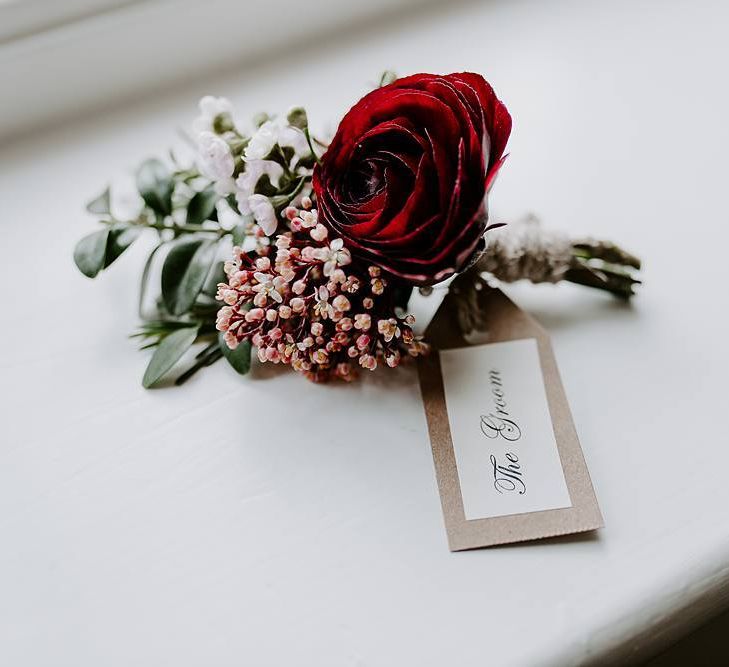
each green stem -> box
[565,248,641,299]
[100,216,228,237]
[304,127,322,167]
[149,221,228,236]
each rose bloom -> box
[313,72,511,285]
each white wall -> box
[0,0,437,144]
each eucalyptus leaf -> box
[105,225,141,268]
[186,188,219,225]
[142,325,200,388]
[86,187,111,214]
[218,333,251,375]
[162,239,201,311]
[74,228,110,278]
[161,238,218,315]
[136,158,173,215]
[202,260,227,297]
[138,243,164,319]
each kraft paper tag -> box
[418,285,603,551]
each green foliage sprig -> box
[74,157,255,388]
[74,96,319,388]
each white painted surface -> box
[1,0,728,665]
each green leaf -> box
[138,243,164,319]
[74,228,110,278]
[202,260,226,297]
[226,193,241,215]
[86,186,111,214]
[136,158,173,215]
[231,218,252,246]
[105,225,141,268]
[142,325,200,388]
[218,333,251,375]
[186,187,219,225]
[161,238,218,315]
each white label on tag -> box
[439,338,572,520]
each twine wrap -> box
[476,216,573,284]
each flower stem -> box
[473,218,641,299]
[304,128,322,167]
[566,241,641,299]
[100,216,228,237]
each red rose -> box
[313,72,511,286]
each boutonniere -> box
[74,71,640,387]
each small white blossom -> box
[332,294,351,312]
[213,177,237,196]
[310,224,328,242]
[319,238,352,276]
[248,194,277,236]
[300,210,318,228]
[235,160,283,214]
[197,131,235,181]
[252,272,286,304]
[313,286,335,320]
[278,126,310,160]
[245,115,310,163]
[245,120,278,160]
[193,96,233,134]
[377,318,400,342]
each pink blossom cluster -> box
[215,202,428,381]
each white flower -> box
[245,115,310,163]
[247,194,277,236]
[310,224,328,242]
[319,238,352,276]
[278,127,309,160]
[213,177,237,196]
[313,286,335,320]
[377,318,400,342]
[234,160,283,213]
[332,294,351,312]
[245,120,278,160]
[252,272,286,303]
[300,209,318,228]
[237,159,283,192]
[193,95,233,134]
[197,131,234,181]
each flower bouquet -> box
[74,72,640,387]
